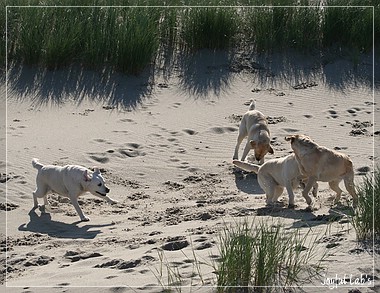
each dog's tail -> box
[233,160,260,174]
[32,158,43,170]
[248,99,256,111]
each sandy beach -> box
[1,50,379,292]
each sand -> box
[1,50,379,292]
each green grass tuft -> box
[181,7,238,52]
[216,218,324,292]
[351,166,380,242]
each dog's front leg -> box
[240,142,251,161]
[70,196,90,221]
[302,177,316,207]
[105,196,118,204]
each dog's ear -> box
[249,140,256,148]
[284,135,295,142]
[93,167,101,175]
[83,170,92,182]
[268,145,274,154]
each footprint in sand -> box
[112,130,129,134]
[282,128,299,133]
[333,146,348,150]
[95,256,155,270]
[169,157,180,162]
[161,239,189,251]
[327,109,339,119]
[177,162,190,170]
[88,153,110,164]
[93,138,108,143]
[193,236,214,250]
[64,251,103,262]
[57,283,70,286]
[183,129,198,135]
[103,143,146,159]
[356,166,370,175]
[117,143,145,158]
[210,126,237,134]
[347,107,363,116]
[118,118,136,124]
[169,131,183,137]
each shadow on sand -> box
[18,208,114,239]
[233,168,264,195]
[7,64,154,110]
[255,202,354,229]
[6,49,376,110]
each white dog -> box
[233,153,318,208]
[233,100,273,163]
[32,158,118,221]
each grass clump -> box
[216,218,323,292]
[351,166,380,242]
[180,7,238,52]
[242,4,322,52]
[7,5,162,74]
[323,1,373,52]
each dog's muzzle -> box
[96,187,110,197]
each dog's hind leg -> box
[264,176,283,205]
[329,180,343,204]
[312,182,319,198]
[273,186,284,202]
[286,182,296,208]
[266,186,283,206]
[343,175,358,207]
[33,185,48,208]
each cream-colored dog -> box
[32,158,118,221]
[285,135,358,207]
[233,154,317,207]
[233,100,274,163]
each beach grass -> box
[180,7,238,52]
[351,167,380,242]
[215,218,324,292]
[152,218,325,292]
[3,0,378,74]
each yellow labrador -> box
[32,158,118,221]
[233,100,274,163]
[233,154,317,208]
[285,135,358,207]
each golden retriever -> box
[285,135,358,207]
[233,100,273,163]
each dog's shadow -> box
[233,168,264,195]
[256,203,355,229]
[18,208,114,239]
